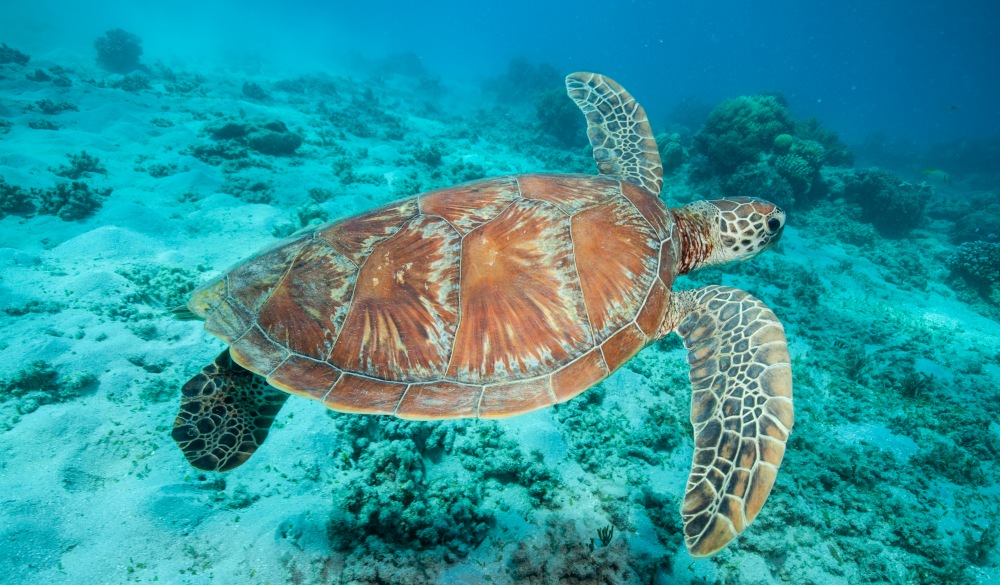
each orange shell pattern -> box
[192,173,678,419]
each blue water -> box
[5,0,999,146]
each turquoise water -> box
[1,2,999,584]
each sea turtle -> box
[172,72,793,556]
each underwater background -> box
[2,0,1000,583]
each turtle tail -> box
[172,350,289,472]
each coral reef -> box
[0,176,36,217]
[950,201,1000,244]
[206,118,303,156]
[843,167,931,235]
[772,133,794,153]
[32,65,73,87]
[535,87,585,148]
[408,141,445,167]
[30,99,78,115]
[324,417,499,567]
[158,67,206,95]
[688,93,849,210]
[273,73,340,96]
[552,379,685,486]
[247,125,302,156]
[788,137,826,169]
[222,177,274,204]
[1,360,96,426]
[326,87,407,141]
[483,58,561,105]
[655,133,685,173]
[329,437,492,558]
[2,299,63,317]
[638,487,684,553]
[109,74,151,93]
[35,181,111,220]
[795,116,854,166]
[94,28,144,73]
[142,162,182,178]
[25,69,52,83]
[117,264,201,310]
[508,518,644,584]
[456,426,561,508]
[723,162,794,208]
[7,154,108,220]
[28,119,59,130]
[950,241,1000,299]
[768,137,826,203]
[52,151,107,179]
[772,153,813,197]
[241,81,269,101]
[693,94,794,174]
[0,43,30,66]
[188,141,251,166]
[3,46,1000,585]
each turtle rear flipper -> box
[172,350,289,472]
[671,286,794,556]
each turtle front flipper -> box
[565,72,663,196]
[670,286,794,556]
[172,350,289,472]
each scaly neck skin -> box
[655,204,716,340]
[670,203,715,276]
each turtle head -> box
[672,197,785,274]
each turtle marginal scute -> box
[719,494,746,533]
[635,278,669,338]
[479,377,554,419]
[395,380,483,420]
[764,395,795,429]
[599,323,646,373]
[323,373,407,415]
[230,325,287,375]
[551,348,609,403]
[682,480,718,515]
[201,296,253,344]
[266,354,342,402]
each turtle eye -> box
[766,217,782,234]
